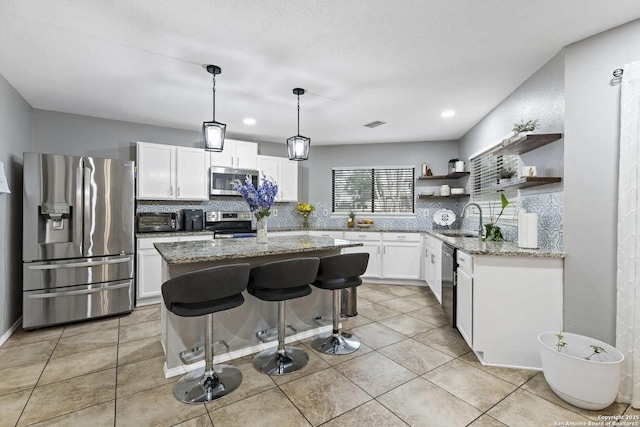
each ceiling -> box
[1,1,638,146]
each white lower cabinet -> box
[382,233,421,279]
[423,234,442,302]
[343,231,382,278]
[456,251,473,347]
[136,234,212,306]
[467,254,563,369]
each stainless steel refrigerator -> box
[22,152,135,329]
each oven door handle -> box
[27,281,131,298]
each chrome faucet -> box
[461,202,483,237]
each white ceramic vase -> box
[538,331,623,410]
[256,218,268,243]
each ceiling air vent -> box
[364,121,387,128]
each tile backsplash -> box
[137,190,563,250]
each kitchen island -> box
[154,235,362,377]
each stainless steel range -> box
[205,211,255,239]
[22,153,135,329]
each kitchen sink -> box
[436,230,481,238]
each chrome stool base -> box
[311,331,361,355]
[253,346,309,375]
[173,364,242,404]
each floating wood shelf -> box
[417,172,470,180]
[418,194,470,199]
[493,176,561,191]
[492,133,562,156]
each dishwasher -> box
[441,243,456,327]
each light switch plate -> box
[272,208,278,217]
[423,209,429,217]
[323,209,329,216]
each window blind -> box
[332,166,415,213]
[470,145,519,220]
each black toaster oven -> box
[136,212,178,233]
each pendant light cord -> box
[297,93,300,135]
[212,74,216,121]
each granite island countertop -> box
[154,235,363,264]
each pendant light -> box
[286,88,310,161]
[202,65,226,152]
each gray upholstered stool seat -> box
[162,263,250,404]
[311,253,369,355]
[248,257,320,375]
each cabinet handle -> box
[168,186,173,196]
[377,246,380,254]
[431,254,435,263]
[177,187,180,196]
[358,235,366,238]
[397,235,406,239]
[383,246,386,254]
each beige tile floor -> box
[0,283,634,426]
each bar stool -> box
[248,257,320,375]
[162,263,250,404]
[311,253,369,355]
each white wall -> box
[32,109,284,162]
[0,73,33,338]
[458,51,565,192]
[564,19,640,344]
[306,140,459,203]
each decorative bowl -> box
[356,223,373,228]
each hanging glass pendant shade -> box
[203,65,226,152]
[286,88,310,161]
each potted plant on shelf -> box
[509,119,539,143]
[232,175,278,243]
[484,193,509,241]
[497,167,517,184]
[538,331,624,410]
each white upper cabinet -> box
[137,142,174,199]
[175,147,209,200]
[209,139,258,170]
[136,142,209,201]
[256,155,299,202]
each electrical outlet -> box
[272,208,278,217]
[323,209,329,217]
[312,211,318,217]
[423,209,430,217]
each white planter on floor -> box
[538,331,624,410]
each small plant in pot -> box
[538,331,624,410]
[512,119,539,136]
[497,167,516,183]
[484,193,509,241]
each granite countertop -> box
[271,226,423,233]
[136,231,214,238]
[154,235,363,264]
[429,231,565,258]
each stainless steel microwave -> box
[210,166,259,196]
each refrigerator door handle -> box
[26,257,131,270]
[83,164,93,255]
[26,280,131,298]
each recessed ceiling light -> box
[441,110,455,118]
[243,118,256,125]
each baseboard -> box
[362,278,427,286]
[163,325,332,378]
[0,317,22,347]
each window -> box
[332,166,415,213]
[470,145,519,221]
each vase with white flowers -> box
[232,175,278,243]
